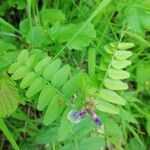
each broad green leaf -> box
[62,72,81,97]
[20,72,37,89]
[26,26,45,47]
[123,2,150,35]
[8,62,21,74]
[43,59,62,81]
[104,78,128,90]
[0,39,16,51]
[98,89,126,105]
[35,127,58,144]
[115,50,133,60]
[49,22,96,50]
[0,18,19,33]
[37,84,57,111]
[108,68,130,80]
[73,117,95,138]
[95,99,119,114]
[102,115,123,141]
[17,49,29,65]
[43,95,65,126]
[62,137,105,150]
[40,9,65,26]
[112,59,131,69]
[34,56,52,74]
[78,137,105,150]
[51,65,71,88]
[11,66,29,80]
[117,42,135,50]
[19,18,30,37]
[58,108,74,141]
[0,77,19,117]
[26,77,46,98]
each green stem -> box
[27,0,32,30]
[0,117,20,150]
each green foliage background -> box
[0,0,150,150]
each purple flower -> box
[79,110,87,117]
[68,109,103,126]
[67,109,81,123]
[88,110,103,126]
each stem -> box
[27,0,32,30]
[0,117,20,150]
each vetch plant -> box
[0,0,150,149]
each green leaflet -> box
[117,42,135,50]
[17,50,29,65]
[26,52,42,69]
[62,72,82,97]
[112,59,131,69]
[58,108,74,141]
[95,99,119,114]
[20,72,37,89]
[104,78,128,90]
[115,50,133,60]
[108,69,130,80]
[43,59,62,81]
[11,66,29,80]
[98,89,126,105]
[37,84,57,111]
[51,65,71,88]
[34,56,52,74]
[43,95,65,126]
[0,77,19,117]
[8,62,21,74]
[26,77,46,98]
[104,45,115,54]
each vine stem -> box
[0,117,20,150]
[53,0,112,60]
